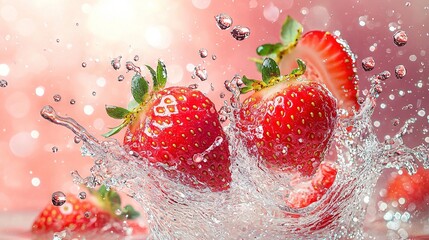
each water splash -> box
[39,78,429,239]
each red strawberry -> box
[239,58,338,176]
[286,162,337,209]
[385,168,429,210]
[104,60,231,192]
[32,186,142,235]
[255,16,359,116]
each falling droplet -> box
[362,57,375,71]
[212,55,217,60]
[0,79,8,88]
[394,65,406,79]
[118,75,125,82]
[214,13,233,30]
[52,146,58,153]
[405,2,411,6]
[188,83,198,89]
[194,65,208,81]
[193,153,205,163]
[230,26,251,41]
[81,62,87,68]
[125,61,141,74]
[78,192,87,199]
[393,30,408,47]
[56,39,60,43]
[199,48,208,58]
[84,211,91,218]
[74,136,81,144]
[281,146,288,154]
[111,56,122,70]
[134,55,139,61]
[52,191,67,206]
[92,91,96,96]
[220,92,225,98]
[392,118,400,126]
[70,99,76,105]
[376,71,391,81]
[53,94,62,102]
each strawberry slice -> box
[255,16,359,116]
[31,186,144,236]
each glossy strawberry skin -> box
[239,80,338,176]
[124,86,232,191]
[32,195,111,233]
[278,31,359,116]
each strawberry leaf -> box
[105,105,130,119]
[131,74,149,104]
[121,205,140,220]
[280,16,303,46]
[156,59,167,90]
[145,65,157,85]
[240,76,256,94]
[102,121,128,138]
[256,43,283,56]
[290,59,307,77]
[261,58,280,84]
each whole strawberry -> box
[239,58,338,176]
[104,60,231,191]
[32,186,142,235]
[254,16,359,116]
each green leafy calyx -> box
[103,60,169,138]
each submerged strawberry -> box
[104,60,231,192]
[32,186,142,235]
[239,58,338,176]
[255,16,359,116]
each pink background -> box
[0,0,428,233]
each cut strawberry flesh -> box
[278,31,359,116]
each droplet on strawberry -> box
[104,60,232,192]
[239,58,338,176]
[254,16,359,117]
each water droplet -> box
[393,30,408,47]
[230,26,251,41]
[111,56,122,70]
[75,22,79,26]
[81,62,87,68]
[199,48,208,58]
[52,146,58,153]
[118,75,125,82]
[376,71,391,81]
[405,2,411,6]
[56,39,60,43]
[70,99,76,105]
[214,13,233,30]
[193,153,205,163]
[84,211,91,218]
[52,191,67,206]
[78,191,87,199]
[74,136,81,144]
[281,146,288,154]
[362,57,375,71]
[0,79,7,88]
[188,83,198,89]
[125,61,141,74]
[53,94,62,102]
[134,55,139,61]
[394,65,407,79]
[220,92,225,98]
[194,65,208,81]
[212,54,217,60]
[92,91,96,96]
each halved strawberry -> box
[32,186,143,236]
[104,60,231,192]
[255,16,359,116]
[239,58,338,176]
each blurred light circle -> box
[31,177,40,187]
[192,0,211,9]
[0,64,10,76]
[1,5,17,22]
[9,132,36,158]
[168,65,184,84]
[15,18,36,36]
[30,130,39,139]
[145,25,172,49]
[263,3,280,22]
[35,86,45,96]
[96,77,106,87]
[93,118,104,130]
[5,92,30,118]
[84,105,94,115]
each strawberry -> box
[104,60,231,192]
[385,167,429,210]
[254,16,359,116]
[286,162,337,209]
[239,58,338,176]
[32,186,142,235]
